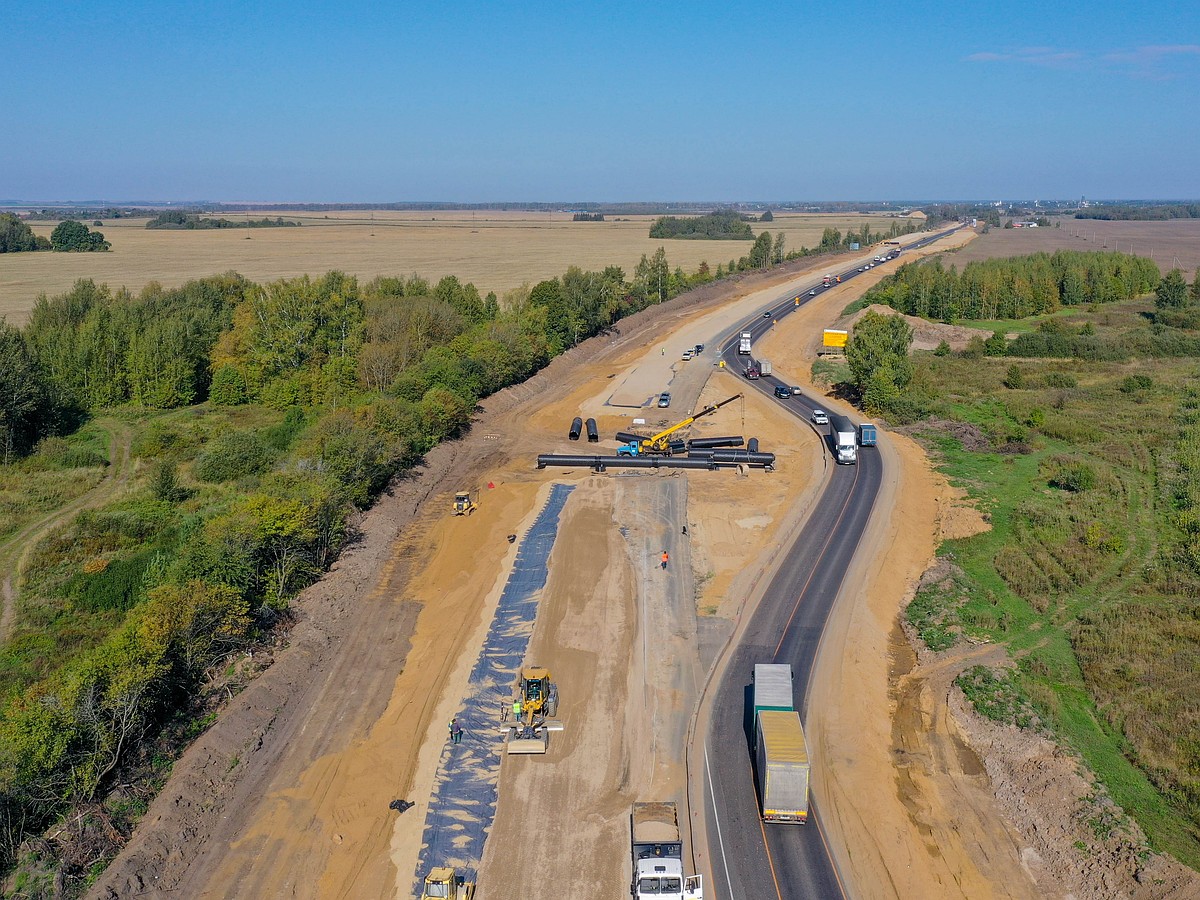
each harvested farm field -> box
[935,218,1200,280]
[0,210,906,326]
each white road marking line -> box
[705,742,735,900]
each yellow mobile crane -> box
[618,394,743,456]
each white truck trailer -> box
[738,332,752,354]
[828,412,858,465]
[631,802,703,900]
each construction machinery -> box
[452,491,477,516]
[617,394,743,457]
[506,665,563,755]
[419,867,475,899]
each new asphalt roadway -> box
[698,227,961,899]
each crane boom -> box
[641,394,742,453]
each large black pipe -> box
[668,439,687,454]
[711,450,776,466]
[747,438,759,453]
[687,436,744,449]
[585,418,599,443]
[537,454,717,470]
[615,431,648,444]
[569,417,583,440]
[687,449,715,459]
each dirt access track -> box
[95,226,1076,900]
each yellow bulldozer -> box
[419,867,475,899]
[452,491,477,516]
[505,665,563,755]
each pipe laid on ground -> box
[569,417,583,440]
[687,449,715,459]
[585,418,599,443]
[687,436,745,449]
[747,438,759,453]
[710,450,776,466]
[536,454,717,470]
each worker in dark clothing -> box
[449,718,463,744]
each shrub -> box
[1044,457,1097,492]
[1003,365,1024,389]
[957,665,1040,729]
[1043,371,1078,389]
[194,431,274,483]
[934,340,952,357]
[1120,374,1153,393]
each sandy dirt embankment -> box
[89,247,863,899]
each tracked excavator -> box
[505,666,563,755]
[617,394,743,457]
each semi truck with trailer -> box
[630,802,703,900]
[828,413,858,465]
[738,332,752,354]
[751,664,810,824]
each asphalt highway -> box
[698,227,961,900]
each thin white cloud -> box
[966,43,1200,78]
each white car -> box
[791,386,803,396]
[811,409,829,425]
[681,350,693,360]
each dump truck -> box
[419,867,475,899]
[858,422,877,447]
[828,413,857,465]
[452,492,477,516]
[631,802,703,900]
[506,665,563,754]
[756,710,810,824]
[738,332,752,354]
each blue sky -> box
[2,1,1198,202]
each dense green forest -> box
[649,210,754,239]
[145,211,301,229]
[836,263,1200,866]
[0,239,773,888]
[860,250,1160,322]
[1075,203,1200,221]
[0,215,50,253]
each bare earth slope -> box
[88,251,855,899]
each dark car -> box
[658,392,671,408]
[693,343,705,353]
[763,311,772,318]
[773,385,790,399]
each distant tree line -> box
[649,210,754,240]
[1075,203,1200,221]
[861,250,1160,322]
[146,211,300,229]
[572,212,605,222]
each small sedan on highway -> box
[811,409,828,425]
[773,385,791,399]
[762,311,772,318]
[658,392,671,408]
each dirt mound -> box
[950,688,1200,900]
[842,304,992,352]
